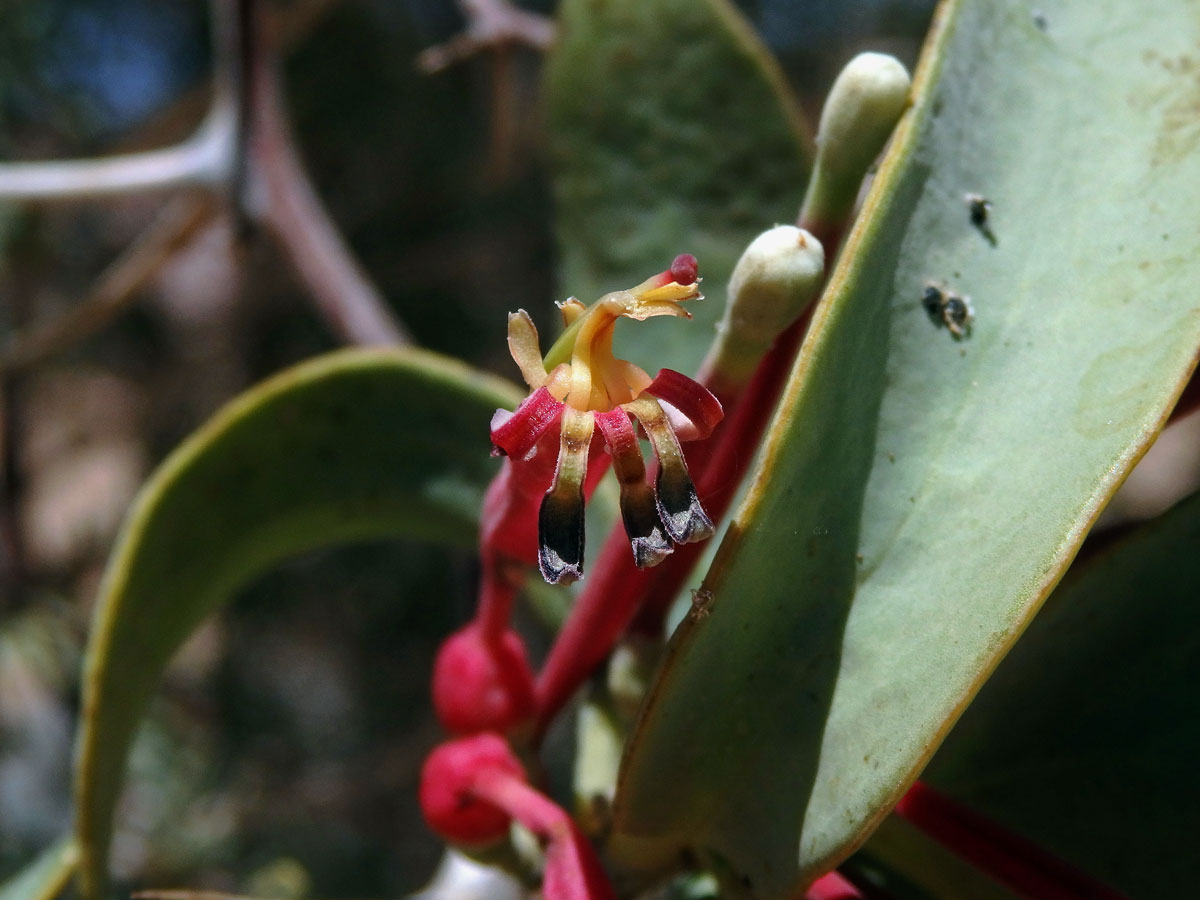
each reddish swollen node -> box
[432,624,536,735]
[419,733,525,847]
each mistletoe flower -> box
[490,255,724,585]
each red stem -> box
[472,768,617,900]
[473,765,572,836]
[895,782,1133,900]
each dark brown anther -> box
[624,483,673,568]
[654,464,715,545]
[594,407,673,569]
[538,486,585,584]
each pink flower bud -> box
[432,624,535,735]
[419,733,525,847]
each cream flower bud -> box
[708,225,825,384]
[800,52,912,231]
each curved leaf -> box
[923,489,1200,899]
[612,0,1200,895]
[0,839,77,900]
[546,0,811,376]
[73,348,522,900]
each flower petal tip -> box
[631,534,673,569]
[538,492,586,585]
[655,468,716,545]
[538,548,583,586]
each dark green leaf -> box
[73,348,521,900]
[546,0,812,376]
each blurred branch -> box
[0,195,217,374]
[0,0,411,367]
[0,110,234,200]
[416,0,554,73]
[0,260,35,608]
[0,378,26,608]
[244,3,411,347]
[418,0,553,183]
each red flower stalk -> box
[491,255,723,585]
[420,733,616,900]
[895,781,1133,900]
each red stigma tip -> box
[670,253,698,285]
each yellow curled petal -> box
[558,297,587,326]
[635,282,702,306]
[621,362,654,397]
[507,309,548,389]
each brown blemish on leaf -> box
[1142,47,1200,168]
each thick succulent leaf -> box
[546,0,811,376]
[921,489,1200,898]
[0,839,78,900]
[73,348,521,900]
[612,1,1200,895]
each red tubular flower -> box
[491,255,723,585]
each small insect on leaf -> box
[922,282,974,339]
[965,192,997,245]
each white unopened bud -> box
[708,225,825,384]
[800,52,911,230]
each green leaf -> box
[611,1,1200,895]
[73,348,521,900]
[0,839,78,900]
[922,489,1200,899]
[546,0,811,377]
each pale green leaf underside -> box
[0,839,78,900]
[74,348,521,900]
[546,0,811,377]
[613,0,1200,895]
[924,489,1200,899]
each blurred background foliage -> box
[0,1,940,896]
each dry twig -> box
[0,195,218,375]
[416,0,554,74]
